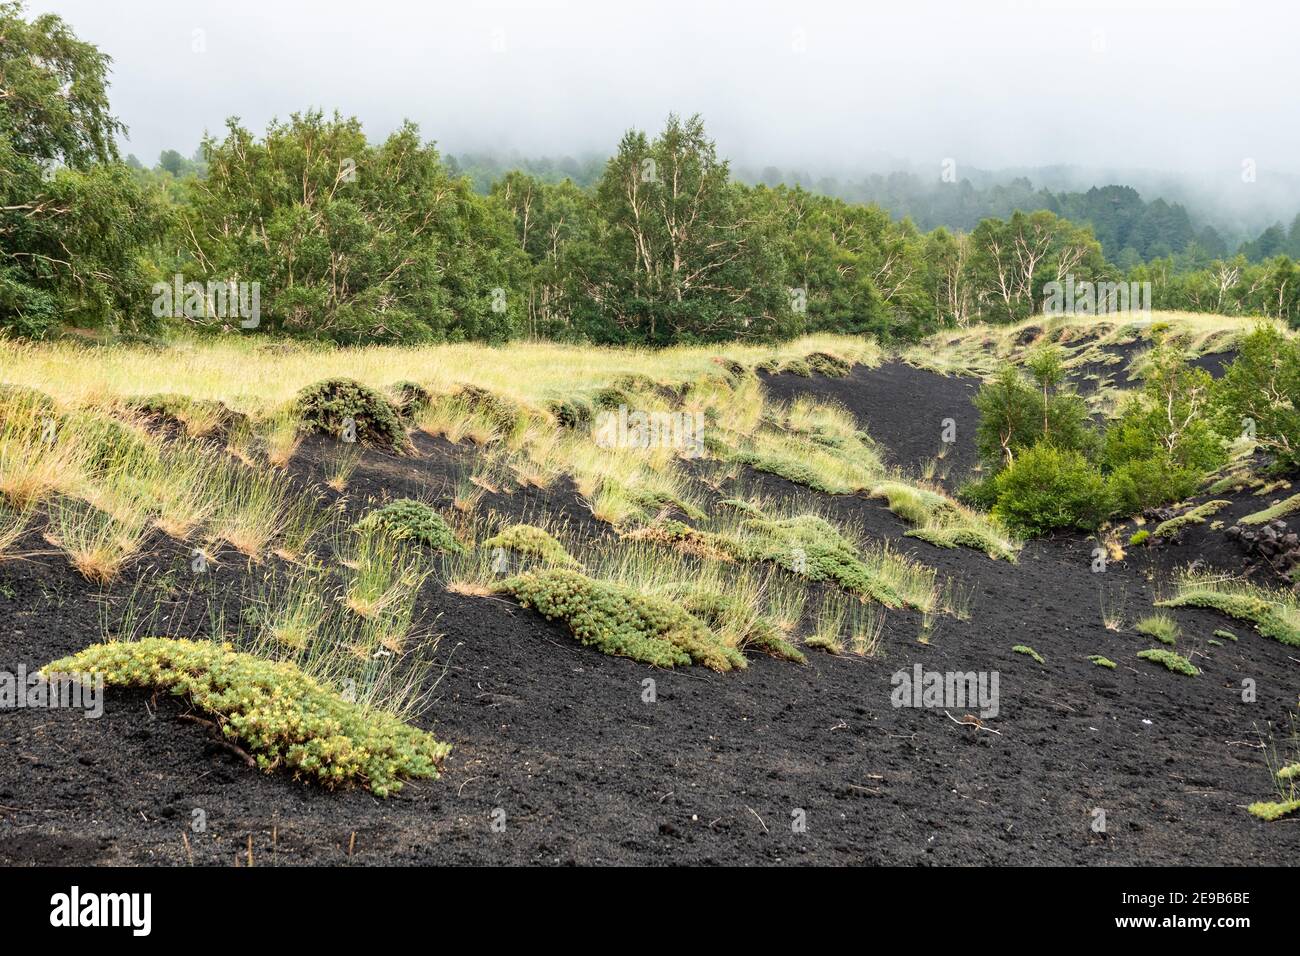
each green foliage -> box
[991,443,1112,535]
[1213,628,1237,641]
[1240,493,1300,526]
[455,385,520,431]
[806,352,853,376]
[184,110,526,343]
[0,2,166,337]
[580,114,794,345]
[482,523,576,565]
[904,525,1018,561]
[968,210,1105,323]
[1129,529,1150,546]
[1136,648,1199,676]
[42,638,449,796]
[1247,799,1300,822]
[547,395,593,430]
[293,378,407,450]
[354,499,462,552]
[973,360,1094,472]
[1104,337,1227,513]
[387,381,432,421]
[1135,613,1179,645]
[501,567,746,671]
[739,515,909,607]
[733,449,831,492]
[1012,644,1045,664]
[1159,580,1300,646]
[1213,325,1300,470]
[1088,655,1117,669]
[679,588,806,664]
[1151,500,1230,538]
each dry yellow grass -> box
[0,334,879,414]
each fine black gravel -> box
[2,362,1297,866]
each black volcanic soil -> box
[761,362,982,490]
[2,363,1298,866]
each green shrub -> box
[547,396,593,430]
[806,352,852,377]
[1240,493,1300,526]
[1103,337,1227,513]
[1135,612,1179,645]
[455,385,520,430]
[1158,578,1300,646]
[1213,325,1300,472]
[1088,655,1117,669]
[590,385,632,410]
[294,378,407,450]
[957,475,1001,511]
[974,359,1094,471]
[1213,628,1237,642]
[780,358,812,377]
[387,381,432,421]
[680,588,806,664]
[501,567,746,671]
[733,450,834,493]
[482,524,577,566]
[1013,644,1045,664]
[1129,529,1150,546]
[631,489,706,521]
[354,499,463,552]
[1247,799,1300,822]
[127,393,245,436]
[905,525,1019,561]
[1152,500,1230,538]
[1136,648,1199,676]
[992,444,1112,536]
[42,638,449,796]
[740,515,910,608]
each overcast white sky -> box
[27,0,1300,178]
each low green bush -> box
[501,567,746,671]
[1159,580,1300,647]
[679,588,806,664]
[483,524,577,566]
[1152,500,1230,538]
[354,499,463,552]
[806,352,852,377]
[992,444,1112,536]
[1240,493,1300,526]
[1013,644,1045,664]
[455,385,521,430]
[387,381,432,421]
[1136,648,1199,676]
[1088,655,1117,669]
[42,638,449,796]
[547,395,593,430]
[1247,799,1300,822]
[740,515,909,608]
[294,378,407,450]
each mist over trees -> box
[4,2,1300,345]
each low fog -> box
[30,0,1300,227]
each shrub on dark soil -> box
[501,567,747,671]
[42,638,450,796]
[354,499,463,552]
[294,378,407,450]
